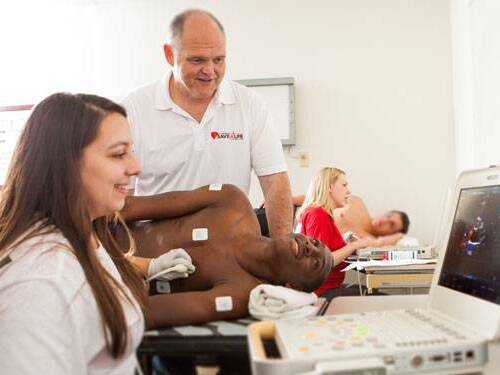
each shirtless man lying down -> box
[333,196,410,246]
[120,184,332,328]
[292,195,410,246]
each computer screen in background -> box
[439,185,500,304]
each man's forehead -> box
[388,212,403,225]
[178,36,226,57]
[180,15,225,46]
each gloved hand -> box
[147,248,195,282]
[343,231,360,243]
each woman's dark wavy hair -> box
[0,93,146,358]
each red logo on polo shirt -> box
[210,131,244,140]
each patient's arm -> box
[146,281,258,328]
[349,227,373,238]
[370,233,404,247]
[348,230,403,247]
[127,256,151,278]
[292,194,305,207]
[121,184,244,222]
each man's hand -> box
[147,248,195,281]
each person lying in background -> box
[334,196,410,245]
[293,193,410,246]
[296,167,376,300]
[120,184,333,328]
[0,93,193,374]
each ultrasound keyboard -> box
[276,309,473,359]
[252,308,488,374]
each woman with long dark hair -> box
[0,93,193,373]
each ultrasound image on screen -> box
[438,185,500,304]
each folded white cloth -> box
[248,284,319,320]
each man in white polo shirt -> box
[122,9,293,238]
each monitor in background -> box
[236,77,295,145]
[438,185,500,305]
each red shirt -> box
[299,206,346,296]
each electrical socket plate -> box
[299,152,309,167]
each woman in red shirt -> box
[297,167,373,299]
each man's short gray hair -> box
[168,9,225,48]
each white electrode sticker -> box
[215,296,233,312]
[192,228,208,241]
[209,183,223,191]
[156,280,171,294]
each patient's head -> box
[272,233,332,292]
[372,210,410,235]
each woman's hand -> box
[147,248,195,281]
[331,236,377,266]
[351,236,378,250]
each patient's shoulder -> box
[216,184,249,206]
[348,195,365,209]
[344,196,369,218]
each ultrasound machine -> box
[248,166,500,374]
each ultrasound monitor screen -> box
[438,185,500,304]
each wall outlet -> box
[299,151,309,167]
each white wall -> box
[0,0,455,244]
[452,0,500,171]
[236,0,456,247]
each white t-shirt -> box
[0,228,144,375]
[122,73,287,196]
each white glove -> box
[343,231,360,243]
[147,248,195,282]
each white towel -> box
[248,284,318,320]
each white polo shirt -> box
[122,73,287,196]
